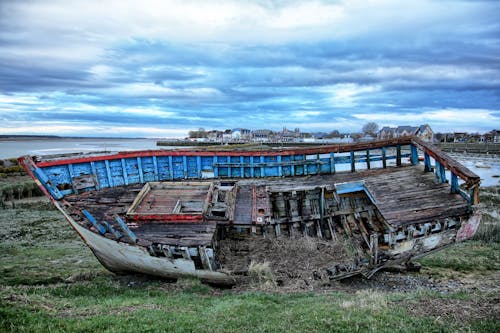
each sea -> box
[1,138,499,187]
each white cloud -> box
[290,110,322,118]
[2,0,484,48]
[0,121,187,138]
[121,108,176,118]
[107,83,223,99]
[353,108,499,132]
[322,84,381,107]
[0,95,39,105]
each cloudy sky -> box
[1,0,499,137]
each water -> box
[449,153,500,187]
[0,138,162,159]
[1,138,499,187]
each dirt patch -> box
[217,235,357,291]
[396,296,500,322]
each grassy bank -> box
[1,192,499,332]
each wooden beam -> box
[412,137,480,186]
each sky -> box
[0,0,499,138]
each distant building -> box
[279,127,301,142]
[378,127,396,140]
[377,124,434,142]
[492,130,500,143]
[253,129,273,142]
[453,132,468,143]
[231,128,252,140]
[414,124,434,142]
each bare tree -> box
[362,122,379,137]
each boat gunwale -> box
[34,137,415,166]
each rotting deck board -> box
[133,223,216,247]
[233,185,253,225]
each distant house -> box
[377,124,434,142]
[378,127,395,140]
[206,130,222,141]
[279,128,301,142]
[492,130,500,143]
[253,129,273,142]
[395,126,418,137]
[453,132,468,143]
[231,128,252,140]
[414,124,434,142]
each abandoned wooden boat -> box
[19,137,482,284]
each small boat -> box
[19,137,482,284]
[475,162,491,169]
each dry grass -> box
[473,186,500,243]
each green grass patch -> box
[418,241,500,272]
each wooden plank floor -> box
[132,223,217,247]
[72,165,470,245]
[363,167,469,227]
[233,185,253,225]
[243,165,469,228]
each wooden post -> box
[472,185,480,205]
[370,233,378,265]
[451,173,459,193]
[424,152,432,172]
[350,151,355,172]
[316,154,320,175]
[330,152,335,174]
[435,160,441,182]
[410,145,419,165]
[382,147,387,168]
[439,163,447,183]
[396,146,402,166]
[366,149,371,169]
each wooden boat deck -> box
[133,223,217,247]
[363,167,468,227]
[236,165,469,228]
[67,164,469,246]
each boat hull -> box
[18,137,482,283]
[54,200,236,284]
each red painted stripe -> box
[127,214,204,221]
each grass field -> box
[0,189,499,333]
